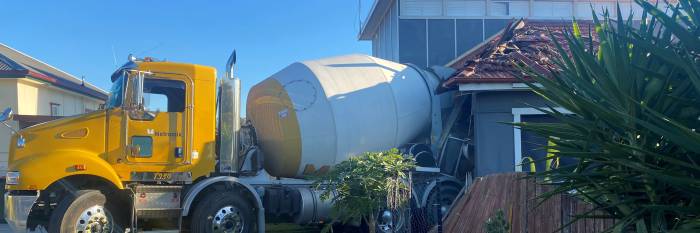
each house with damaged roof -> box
[356,0,647,184]
[438,19,596,178]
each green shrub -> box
[484,210,510,233]
[313,149,415,233]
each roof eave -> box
[0,70,31,78]
[24,72,108,100]
[0,42,109,96]
[0,71,107,100]
[458,82,537,92]
[358,0,394,41]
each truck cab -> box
[3,57,239,232]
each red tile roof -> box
[441,19,597,90]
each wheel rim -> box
[377,209,406,233]
[75,205,113,233]
[212,205,245,233]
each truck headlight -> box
[16,135,25,148]
[6,171,20,185]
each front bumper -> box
[4,191,39,232]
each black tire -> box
[424,181,462,227]
[191,191,255,233]
[48,190,123,233]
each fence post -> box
[435,178,443,233]
[407,171,412,233]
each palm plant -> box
[515,0,700,232]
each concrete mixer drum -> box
[247,54,437,178]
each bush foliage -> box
[516,0,700,232]
[313,148,415,233]
[484,209,510,233]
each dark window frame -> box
[50,102,60,116]
[142,77,187,113]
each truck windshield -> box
[106,72,125,109]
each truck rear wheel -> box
[191,191,255,233]
[48,190,120,233]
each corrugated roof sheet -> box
[441,20,597,90]
[0,43,108,100]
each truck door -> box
[124,74,190,166]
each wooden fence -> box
[440,173,614,233]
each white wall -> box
[17,78,102,116]
[0,79,18,176]
[0,78,104,175]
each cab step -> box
[130,185,184,232]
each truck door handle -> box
[175,147,183,158]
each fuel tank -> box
[247,54,432,178]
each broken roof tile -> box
[441,20,597,90]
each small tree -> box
[313,149,415,233]
[484,210,510,233]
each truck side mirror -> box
[127,71,145,111]
[126,72,156,120]
[0,107,12,123]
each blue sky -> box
[2,1,374,111]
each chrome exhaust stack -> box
[218,50,242,174]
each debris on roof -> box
[441,19,597,90]
[0,43,108,100]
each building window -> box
[428,19,456,67]
[512,107,573,172]
[50,103,60,116]
[399,19,428,68]
[484,19,512,38]
[456,19,484,55]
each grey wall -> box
[397,18,515,68]
[471,91,551,176]
[372,0,399,61]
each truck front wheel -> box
[48,190,119,233]
[191,192,255,233]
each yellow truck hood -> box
[8,110,107,166]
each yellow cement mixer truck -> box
[2,52,466,233]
